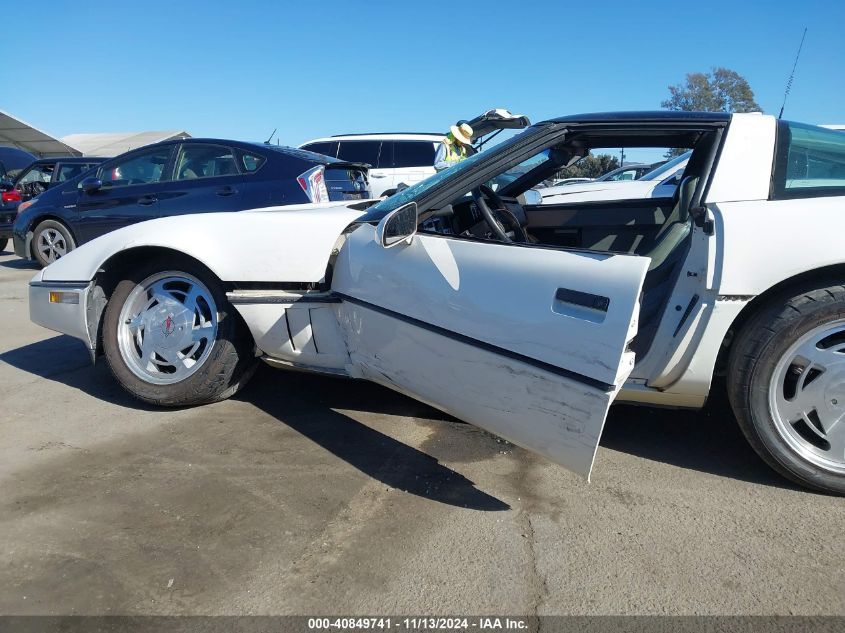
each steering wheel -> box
[470,184,527,243]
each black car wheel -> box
[728,281,845,495]
[102,255,258,406]
[0,237,7,253]
[32,219,75,268]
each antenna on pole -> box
[264,128,277,144]
[778,27,807,120]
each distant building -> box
[60,131,191,157]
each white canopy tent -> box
[0,110,192,158]
[61,131,191,157]
[0,110,81,157]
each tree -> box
[556,153,619,180]
[660,67,760,156]
[661,67,760,113]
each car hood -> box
[39,201,373,284]
[535,179,658,203]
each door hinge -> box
[689,205,714,235]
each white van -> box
[300,133,443,197]
[301,110,532,197]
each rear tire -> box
[0,237,7,252]
[32,219,75,268]
[727,281,845,495]
[102,255,257,406]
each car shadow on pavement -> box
[600,384,804,492]
[2,335,510,511]
[0,257,39,270]
[237,366,510,511]
[0,335,162,411]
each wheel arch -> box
[715,263,845,376]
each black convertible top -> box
[545,111,733,125]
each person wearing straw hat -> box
[434,122,476,172]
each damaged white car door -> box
[332,205,650,479]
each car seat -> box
[630,175,698,357]
[179,161,205,179]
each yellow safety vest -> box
[444,140,467,164]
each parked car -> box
[535,151,691,204]
[596,163,653,181]
[2,157,110,252]
[13,139,370,267]
[13,157,108,203]
[549,177,594,186]
[0,146,36,179]
[27,111,845,494]
[301,109,530,197]
[300,133,442,198]
[0,147,37,251]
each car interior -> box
[418,127,723,359]
[176,146,239,180]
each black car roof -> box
[106,137,364,168]
[28,156,108,164]
[543,111,734,125]
[119,138,344,163]
[149,137,313,151]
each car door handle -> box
[216,186,237,196]
[137,195,157,206]
[370,174,387,178]
[555,287,610,312]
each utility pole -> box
[620,148,625,166]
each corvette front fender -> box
[39,203,369,284]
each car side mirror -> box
[518,189,542,206]
[80,177,102,194]
[376,202,418,248]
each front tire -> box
[102,256,257,406]
[728,282,845,495]
[32,219,75,268]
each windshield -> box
[367,132,528,215]
[640,150,691,181]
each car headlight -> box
[17,198,37,214]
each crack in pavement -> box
[523,512,547,630]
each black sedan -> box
[13,138,370,267]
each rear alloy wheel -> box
[32,219,75,267]
[769,320,845,475]
[728,282,845,494]
[103,256,257,406]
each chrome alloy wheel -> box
[37,228,68,263]
[769,319,845,474]
[117,272,218,385]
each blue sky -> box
[5,0,844,152]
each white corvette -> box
[29,111,845,494]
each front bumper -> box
[0,209,15,238]
[13,230,31,259]
[29,274,97,360]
